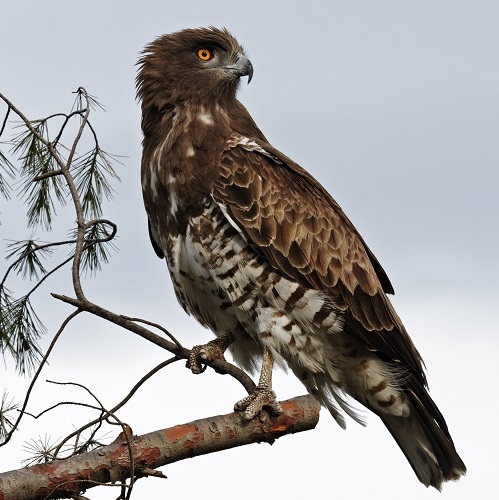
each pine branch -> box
[2,239,75,287]
[2,296,45,374]
[51,293,258,395]
[0,89,119,371]
[13,120,68,229]
[0,396,321,500]
[67,219,118,275]
[5,240,53,280]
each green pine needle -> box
[5,239,53,280]
[0,150,15,200]
[13,122,68,229]
[73,148,118,219]
[22,434,59,465]
[0,390,20,442]
[3,295,44,375]
[68,220,118,275]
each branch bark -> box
[0,395,320,500]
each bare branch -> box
[0,310,82,447]
[120,316,183,348]
[0,395,321,500]
[62,89,92,301]
[49,109,87,147]
[51,293,257,395]
[0,105,10,137]
[32,170,63,182]
[52,357,180,457]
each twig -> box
[24,400,105,421]
[61,88,91,301]
[0,92,67,171]
[49,109,87,147]
[32,169,63,181]
[0,310,82,447]
[83,218,117,241]
[23,255,76,299]
[120,316,183,348]
[52,357,180,456]
[1,239,77,288]
[0,105,10,137]
[49,381,138,498]
[52,293,257,395]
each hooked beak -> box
[225,54,253,84]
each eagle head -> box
[136,27,252,108]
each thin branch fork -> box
[32,170,63,182]
[51,293,257,395]
[0,395,320,500]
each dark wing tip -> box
[148,219,164,259]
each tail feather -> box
[379,388,466,490]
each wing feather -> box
[212,137,425,378]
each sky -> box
[1,0,498,498]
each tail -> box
[313,359,467,489]
[378,385,466,490]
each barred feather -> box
[137,26,466,489]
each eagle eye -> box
[197,48,213,61]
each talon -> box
[235,386,284,420]
[187,343,226,374]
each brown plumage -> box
[137,27,466,489]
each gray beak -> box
[226,54,253,83]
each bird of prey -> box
[136,27,466,489]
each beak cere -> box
[226,54,253,83]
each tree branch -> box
[32,170,63,182]
[0,395,320,500]
[0,310,82,447]
[51,357,180,458]
[51,293,257,395]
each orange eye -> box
[197,48,213,61]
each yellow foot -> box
[234,386,284,420]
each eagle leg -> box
[187,332,235,374]
[234,347,283,420]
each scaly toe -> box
[234,386,284,420]
[187,343,226,374]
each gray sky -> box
[1,1,498,498]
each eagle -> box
[136,27,466,489]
